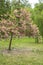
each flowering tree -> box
[0,0,42,50]
[0,7,42,50]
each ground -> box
[0,37,43,65]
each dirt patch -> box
[0,48,43,56]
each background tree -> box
[0,0,5,19]
[0,0,11,20]
[31,0,43,37]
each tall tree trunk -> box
[8,32,13,50]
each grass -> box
[0,37,43,65]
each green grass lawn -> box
[0,37,43,65]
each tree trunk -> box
[8,32,13,50]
